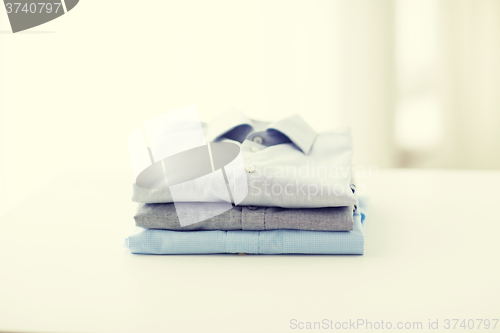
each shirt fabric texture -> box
[124,197,368,255]
[132,109,357,209]
[134,203,354,232]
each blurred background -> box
[1,0,499,212]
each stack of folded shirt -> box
[124,107,368,255]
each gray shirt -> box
[134,203,354,232]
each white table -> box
[1,169,499,333]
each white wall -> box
[3,0,498,212]
[0,0,397,210]
[393,0,500,170]
[438,0,500,169]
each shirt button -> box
[247,206,258,210]
[251,147,259,153]
[245,164,255,173]
[253,136,263,144]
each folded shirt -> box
[135,203,355,232]
[124,197,368,255]
[131,109,357,209]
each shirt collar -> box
[206,108,253,142]
[266,115,317,154]
[207,109,317,154]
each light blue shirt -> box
[124,197,368,255]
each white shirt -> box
[132,108,356,208]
